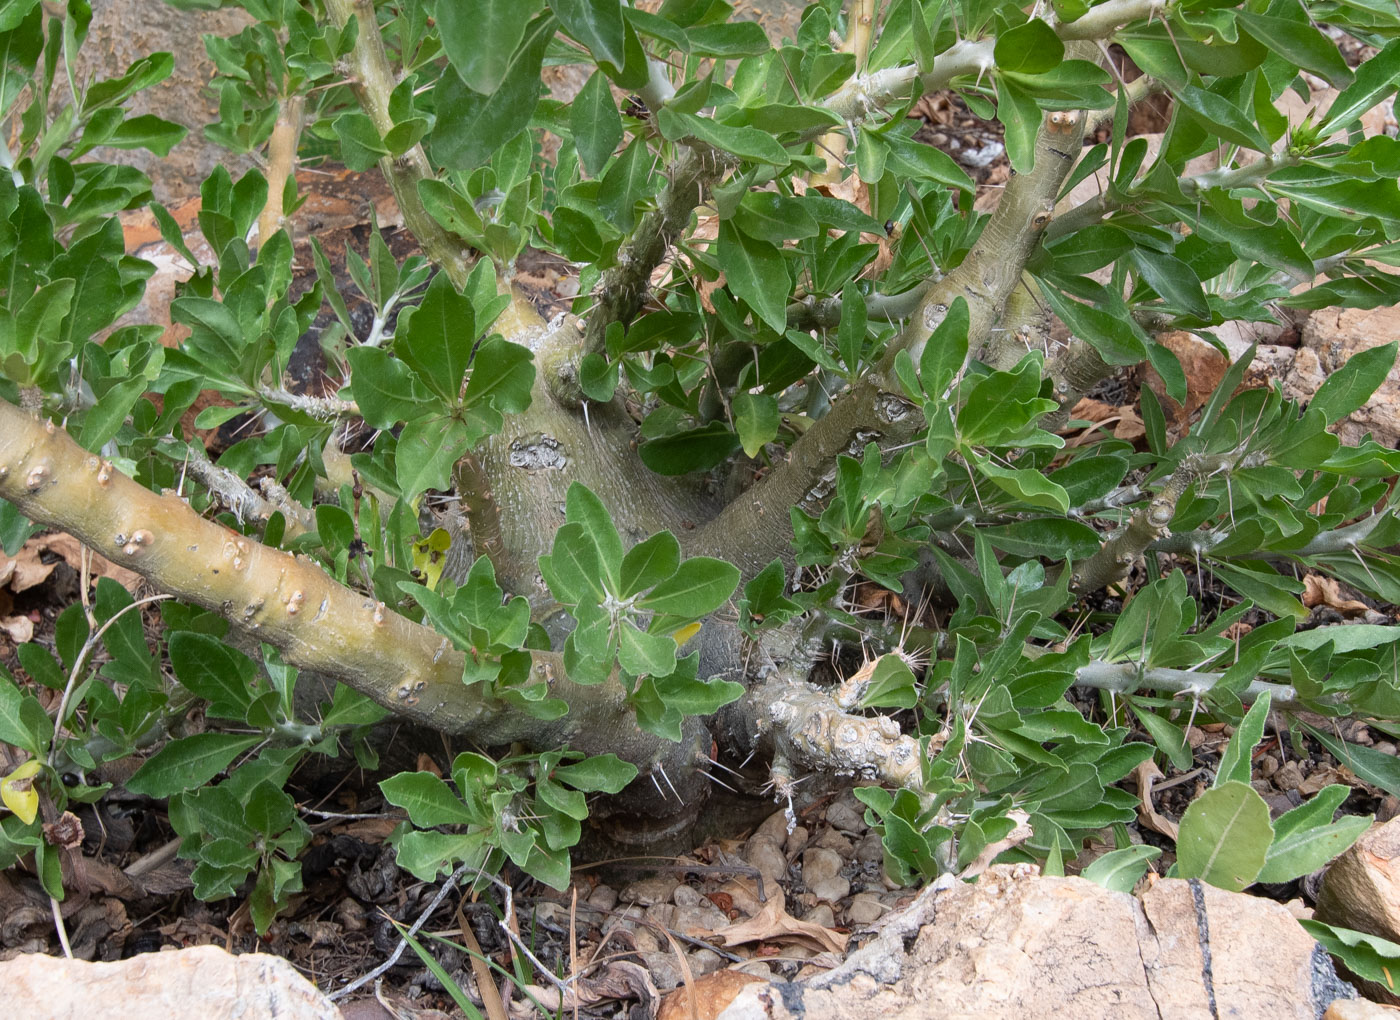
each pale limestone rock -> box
[1302,305,1400,449]
[1316,817,1400,1004]
[714,866,1354,1020]
[0,945,340,1019]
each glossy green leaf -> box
[919,295,969,397]
[438,0,542,94]
[994,19,1063,75]
[733,391,780,458]
[429,13,554,170]
[1310,342,1397,425]
[572,69,623,177]
[717,219,789,334]
[381,771,479,827]
[1318,37,1400,134]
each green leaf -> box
[859,655,919,710]
[1310,342,1397,425]
[994,19,1064,75]
[1172,83,1268,152]
[919,296,969,397]
[106,114,186,155]
[565,483,623,592]
[461,335,535,436]
[437,0,541,94]
[551,0,626,68]
[639,421,741,475]
[0,675,50,757]
[1318,37,1400,134]
[618,621,677,677]
[1081,845,1162,893]
[997,76,1043,173]
[1299,921,1400,995]
[733,391,779,458]
[380,771,479,827]
[429,13,554,170]
[396,417,474,500]
[552,754,637,793]
[1257,785,1370,884]
[572,70,623,177]
[973,455,1070,513]
[396,273,477,402]
[620,531,681,598]
[639,557,739,618]
[1175,781,1273,892]
[659,108,792,166]
[347,346,434,429]
[169,632,255,720]
[685,21,770,57]
[540,522,607,603]
[1214,691,1270,788]
[737,192,819,242]
[717,219,789,334]
[1306,727,1400,800]
[332,111,387,172]
[125,734,261,797]
[1236,11,1351,88]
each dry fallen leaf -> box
[1302,574,1371,616]
[525,960,660,1015]
[0,533,142,594]
[699,887,848,955]
[1134,759,1180,841]
[1,614,34,644]
[1066,398,1147,443]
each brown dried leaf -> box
[1,615,34,644]
[699,887,848,954]
[1302,574,1371,616]
[1298,764,1347,798]
[1134,760,1180,841]
[525,960,660,1016]
[0,542,58,593]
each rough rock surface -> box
[1316,818,1400,1004]
[705,865,1354,1020]
[0,944,342,1020]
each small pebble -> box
[754,810,790,844]
[745,838,789,887]
[1274,761,1305,792]
[587,884,617,911]
[803,903,836,928]
[672,885,702,908]
[812,828,853,857]
[846,891,889,925]
[803,847,843,885]
[639,951,682,991]
[855,832,885,864]
[808,875,851,903]
[825,798,866,833]
[688,948,725,977]
[621,875,679,906]
[785,825,809,855]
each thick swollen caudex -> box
[0,399,707,824]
